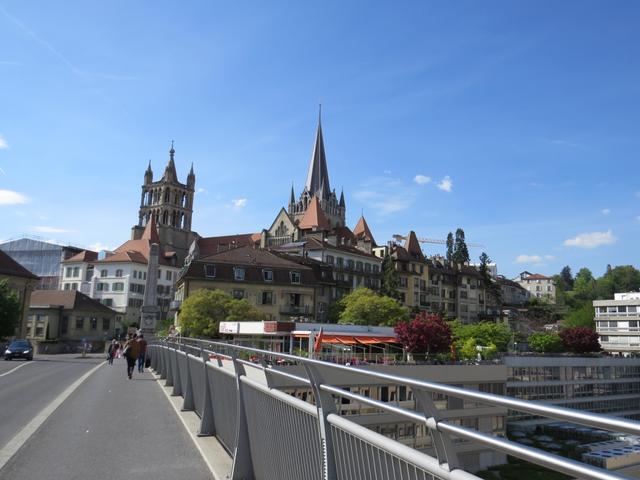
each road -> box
[0,355,212,479]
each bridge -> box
[150,338,640,480]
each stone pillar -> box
[141,243,161,334]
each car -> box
[4,340,34,361]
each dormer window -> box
[234,267,245,281]
[204,264,216,278]
[262,270,273,282]
[290,271,301,284]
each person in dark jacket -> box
[137,334,148,373]
[107,339,119,366]
[122,334,140,379]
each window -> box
[102,318,110,331]
[115,269,123,278]
[75,317,84,329]
[234,267,245,281]
[336,257,344,267]
[113,282,124,292]
[158,269,161,279]
[97,283,109,292]
[232,289,244,299]
[64,283,70,290]
[373,265,379,274]
[90,317,98,330]
[263,270,273,282]
[100,269,108,278]
[290,271,301,284]
[204,264,216,278]
[166,270,172,281]
[133,270,138,279]
[261,291,273,305]
[326,255,334,265]
[71,283,78,290]
[103,299,113,307]
[356,261,363,272]
[35,326,44,336]
[65,267,72,278]
[143,272,147,280]
[73,266,79,277]
[347,259,355,270]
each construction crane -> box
[392,234,485,249]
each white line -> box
[0,362,33,378]
[0,361,104,471]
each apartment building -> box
[515,271,556,303]
[594,292,640,355]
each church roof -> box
[162,143,178,182]
[141,214,161,243]
[353,216,376,245]
[305,111,331,200]
[298,196,331,231]
[404,231,424,261]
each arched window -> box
[164,190,170,202]
[115,269,123,278]
[162,210,169,224]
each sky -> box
[0,1,638,279]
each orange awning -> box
[293,333,398,344]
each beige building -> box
[27,290,116,342]
[0,249,39,338]
[515,271,556,303]
[175,245,335,324]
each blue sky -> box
[0,1,638,279]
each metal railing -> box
[149,337,640,480]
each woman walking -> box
[107,339,119,366]
[122,334,140,379]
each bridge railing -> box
[149,337,640,480]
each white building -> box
[594,292,640,355]
[60,218,180,334]
[515,271,556,303]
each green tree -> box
[564,302,595,329]
[560,266,574,291]
[460,338,478,360]
[596,265,640,299]
[446,232,454,262]
[380,253,399,299]
[452,228,470,264]
[452,321,512,352]
[0,279,21,339]
[179,289,265,338]
[483,342,498,360]
[338,288,409,326]
[528,332,564,353]
[479,252,502,305]
[573,268,597,302]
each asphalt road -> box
[0,355,212,479]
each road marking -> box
[0,361,104,471]
[0,362,33,378]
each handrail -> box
[155,337,640,480]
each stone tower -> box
[131,143,198,265]
[288,108,345,228]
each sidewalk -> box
[0,357,212,480]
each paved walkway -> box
[0,357,212,480]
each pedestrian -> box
[107,339,118,366]
[122,333,140,379]
[137,334,148,373]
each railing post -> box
[159,345,167,379]
[150,346,158,370]
[165,345,174,387]
[230,353,255,480]
[303,364,338,480]
[414,389,460,471]
[197,347,216,437]
[172,348,183,396]
[181,350,195,411]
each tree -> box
[179,289,265,338]
[560,266,574,291]
[452,321,512,352]
[459,338,478,360]
[452,228,470,264]
[338,288,408,326]
[394,312,452,355]
[596,265,640,299]
[380,253,399,299]
[528,332,564,353]
[479,252,502,305]
[559,327,601,353]
[572,268,597,302]
[0,279,21,339]
[564,302,595,329]
[446,232,454,262]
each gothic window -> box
[182,193,186,207]
[164,190,170,202]
[174,191,179,205]
[162,210,169,225]
[180,213,185,229]
[275,221,287,236]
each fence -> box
[149,337,640,480]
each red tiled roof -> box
[63,250,99,263]
[353,216,376,245]
[301,236,379,259]
[197,233,260,257]
[404,231,424,261]
[95,218,172,266]
[30,290,115,314]
[298,196,331,231]
[523,273,552,280]
[0,250,39,280]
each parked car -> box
[4,340,34,361]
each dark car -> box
[4,340,34,361]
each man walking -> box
[137,334,148,373]
[123,333,140,379]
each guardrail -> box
[149,337,640,480]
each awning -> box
[292,333,398,344]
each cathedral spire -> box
[339,188,345,207]
[305,107,331,200]
[163,141,178,182]
[290,182,295,205]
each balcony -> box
[279,305,314,316]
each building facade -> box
[0,250,39,338]
[515,271,556,303]
[0,238,84,290]
[594,292,640,355]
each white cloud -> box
[0,135,8,149]
[545,255,556,261]
[413,174,431,185]
[88,242,112,252]
[516,254,542,264]
[232,198,247,209]
[601,208,611,215]
[31,226,68,234]
[564,230,616,249]
[437,175,453,192]
[0,189,28,205]
[196,187,208,195]
[353,177,414,216]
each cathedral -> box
[260,111,376,253]
[130,143,199,264]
